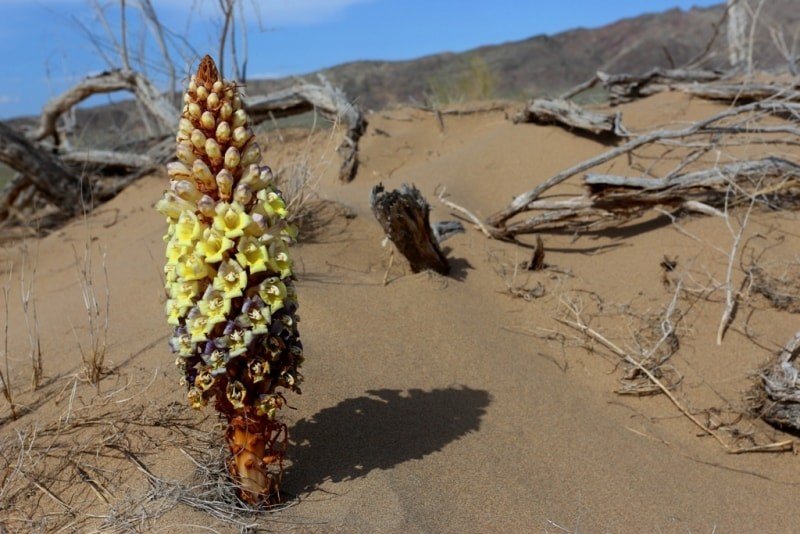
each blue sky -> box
[0,0,721,119]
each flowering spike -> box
[157,55,302,505]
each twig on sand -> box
[558,299,794,454]
[436,185,494,238]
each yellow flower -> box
[259,277,287,313]
[269,240,293,279]
[213,260,247,299]
[178,253,211,281]
[235,236,269,274]
[165,298,190,325]
[164,264,178,286]
[227,327,253,357]
[197,289,231,328]
[170,280,200,308]
[187,312,210,342]
[169,331,195,357]
[238,301,270,335]
[262,191,287,220]
[281,223,299,242]
[213,201,250,238]
[196,227,234,263]
[174,210,204,245]
[165,240,191,266]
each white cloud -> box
[4,0,375,26]
[150,0,374,26]
[0,95,20,105]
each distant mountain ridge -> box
[7,1,799,133]
[245,1,799,110]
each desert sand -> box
[2,91,800,532]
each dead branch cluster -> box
[481,72,800,240]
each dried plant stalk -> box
[156,56,303,504]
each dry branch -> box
[0,122,87,217]
[370,183,450,275]
[32,69,179,144]
[752,332,800,430]
[599,68,724,105]
[513,97,625,138]
[498,158,800,235]
[486,99,800,234]
[246,80,367,182]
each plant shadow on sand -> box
[286,387,490,491]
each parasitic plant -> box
[156,56,303,504]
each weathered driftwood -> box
[0,122,86,216]
[567,67,800,106]
[513,98,625,138]
[562,68,724,104]
[598,68,724,105]
[486,100,800,233]
[752,332,800,430]
[60,149,155,173]
[32,69,179,144]
[498,158,800,235]
[246,79,367,182]
[370,184,450,275]
[680,82,800,103]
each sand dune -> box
[2,92,800,532]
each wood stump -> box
[370,183,450,275]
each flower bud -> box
[196,85,208,101]
[176,142,197,165]
[178,118,193,136]
[231,126,251,148]
[205,138,222,164]
[207,92,220,110]
[187,102,201,119]
[220,102,233,121]
[232,109,248,129]
[167,161,192,180]
[192,159,216,191]
[258,166,274,190]
[241,142,261,168]
[190,129,207,150]
[200,111,216,131]
[197,194,216,217]
[212,80,224,93]
[224,146,240,170]
[215,121,231,144]
[240,165,260,187]
[172,180,202,202]
[233,183,253,205]
[188,78,197,93]
[216,169,234,201]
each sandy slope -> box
[2,93,800,532]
